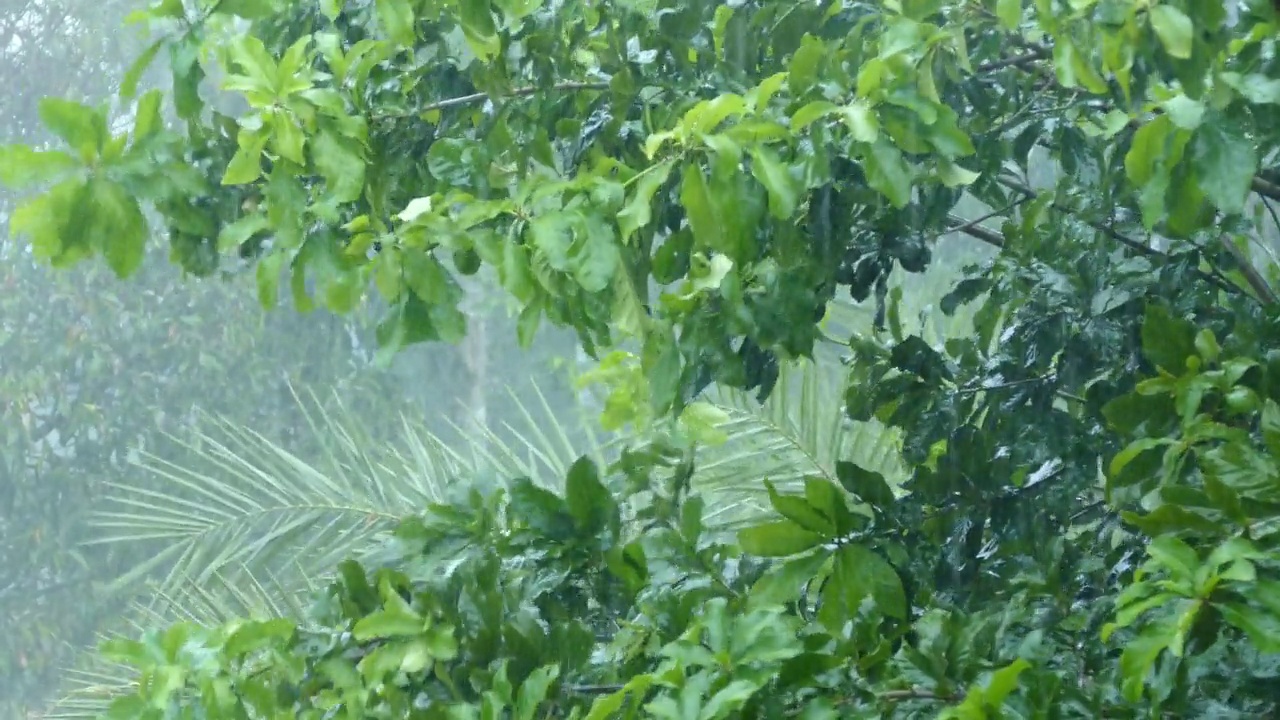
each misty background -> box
[0,1,590,714]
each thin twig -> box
[975,45,1051,73]
[881,688,963,702]
[375,81,610,121]
[942,198,1027,243]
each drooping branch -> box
[1217,234,1279,305]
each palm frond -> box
[45,564,312,720]
[693,359,909,530]
[86,384,597,600]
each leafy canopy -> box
[9,0,1280,717]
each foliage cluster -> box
[7,0,1280,716]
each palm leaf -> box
[45,564,312,720]
[693,359,908,530]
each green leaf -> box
[86,179,149,278]
[1191,118,1258,215]
[748,551,831,610]
[700,679,762,719]
[272,112,307,165]
[352,608,425,641]
[738,520,824,557]
[213,0,282,17]
[516,665,560,720]
[459,0,501,61]
[680,163,725,252]
[1161,94,1205,130]
[750,145,799,219]
[39,98,105,160]
[764,480,835,536]
[133,90,164,141]
[833,544,907,619]
[1149,5,1193,59]
[839,101,879,143]
[618,159,674,242]
[223,133,268,185]
[120,39,165,100]
[995,0,1021,30]
[312,128,367,203]
[1140,304,1197,374]
[1217,603,1280,653]
[0,145,78,189]
[1146,535,1200,581]
[835,461,895,507]
[791,101,837,131]
[570,215,620,293]
[375,0,417,46]
[862,140,912,208]
[937,160,980,187]
[509,477,575,539]
[985,658,1031,705]
[564,456,614,535]
[217,214,271,252]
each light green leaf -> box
[1147,535,1199,581]
[39,98,105,160]
[790,101,837,131]
[862,140,912,208]
[214,0,283,17]
[120,39,165,100]
[738,520,824,557]
[398,197,434,223]
[375,0,417,46]
[680,163,724,252]
[995,0,1021,30]
[272,112,307,165]
[983,658,1031,705]
[937,161,979,187]
[217,214,271,252]
[459,0,501,61]
[1222,72,1280,104]
[133,90,164,141]
[618,159,674,242]
[748,551,831,610]
[839,101,879,143]
[312,128,366,202]
[678,401,730,445]
[516,665,560,720]
[571,215,620,292]
[1125,116,1172,187]
[352,608,425,641]
[1161,94,1205,129]
[1149,5,1193,59]
[0,145,78,189]
[1191,119,1258,215]
[86,179,149,278]
[12,181,92,266]
[750,145,799,219]
[223,132,268,185]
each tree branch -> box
[995,177,1252,301]
[1217,234,1279,305]
[945,213,1005,248]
